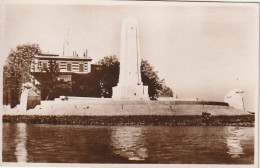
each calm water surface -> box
[3,123,254,164]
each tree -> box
[3,43,41,107]
[36,60,61,100]
[87,55,171,99]
[141,60,164,98]
[158,85,174,97]
[96,55,120,97]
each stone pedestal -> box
[113,83,148,100]
[112,17,149,100]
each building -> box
[31,53,92,81]
[31,53,93,99]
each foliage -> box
[3,43,41,107]
[2,42,173,105]
[141,60,165,98]
[37,60,61,100]
[85,56,172,98]
[95,55,120,97]
[158,85,174,97]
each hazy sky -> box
[2,1,259,111]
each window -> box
[42,62,47,71]
[67,63,72,71]
[79,64,84,72]
[56,63,60,69]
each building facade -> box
[31,53,92,80]
[31,53,93,99]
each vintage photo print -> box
[0,0,258,168]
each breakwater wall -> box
[3,115,255,126]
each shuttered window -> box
[67,63,72,71]
[79,64,84,72]
[42,62,48,71]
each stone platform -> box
[3,97,251,116]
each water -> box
[2,123,254,164]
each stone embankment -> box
[3,115,255,126]
[3,98,254,126]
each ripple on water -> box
[2,124,255,164]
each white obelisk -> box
[112,17,149,100]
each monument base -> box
[112,84,149,100]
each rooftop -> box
[35,53,92,61]
[38,53,59,57]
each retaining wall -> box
[3,115,255,126]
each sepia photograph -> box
[0,0,258,167]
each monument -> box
[112,17,149,100]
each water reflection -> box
[3,124,254,164]
[15,123,28,162]
[224,127,252,158]
[110,126,148,161]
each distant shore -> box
[3,114,255,127]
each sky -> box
[2,1,259,111]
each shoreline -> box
[3,114,255,127]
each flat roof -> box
[35,55,92,61]
[38,53,59,56]
[31,71,90,75]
